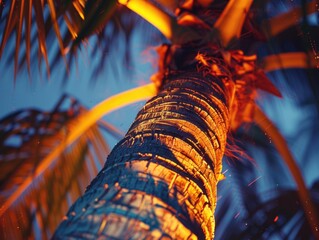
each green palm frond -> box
[0,95,114,239]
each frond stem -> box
[118,0,200,44]
[262,0,317,37]
[262,52,318,72]
[213,0,253,48]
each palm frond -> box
[215,137,266,239]
[0,0,118,78]
[0,95,116,239]
[217,177,319,239]
[240,182,319,239]
[261,52,318,72]
[213,0,254,48]
[261,0,318,38]
[254,106,319,237]
[67,0,117,47]
[118,0,201,44]
[70,7,142,82]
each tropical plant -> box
[0,0,318,239]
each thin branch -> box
[254,106,319,239]
[0,83,157,218]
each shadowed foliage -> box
[0,95,118,239]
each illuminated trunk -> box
[53,70,230,239]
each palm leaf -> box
[216,175,319,239]
[215,157,264,239]
[0,95,117,239]
[213,0,254,47]
[261,52,318,72]
[70,7,141,81]
[254,106,319,236]
[240,182,319,239]
[70,0,117,46]
[0,0,118,77]
[118,0,201,44]
[261,0,318,38]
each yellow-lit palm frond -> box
[261,52,318,72]
[118,0,201,44]
[213,0,253,48]
[118,0,255,47]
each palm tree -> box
[0,0,318,239]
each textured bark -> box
[53,71,230,239]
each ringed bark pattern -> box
[53,71,230,239]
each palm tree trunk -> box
[53,70,230,239]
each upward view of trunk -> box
[1,0,319,239]
[53,65,231,239]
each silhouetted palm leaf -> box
[0,0,87,76]
[217,172,319,239]
[215,156,265,239]
[0,95,114,239]
[239,182,319,239]
[0,0,140,79]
